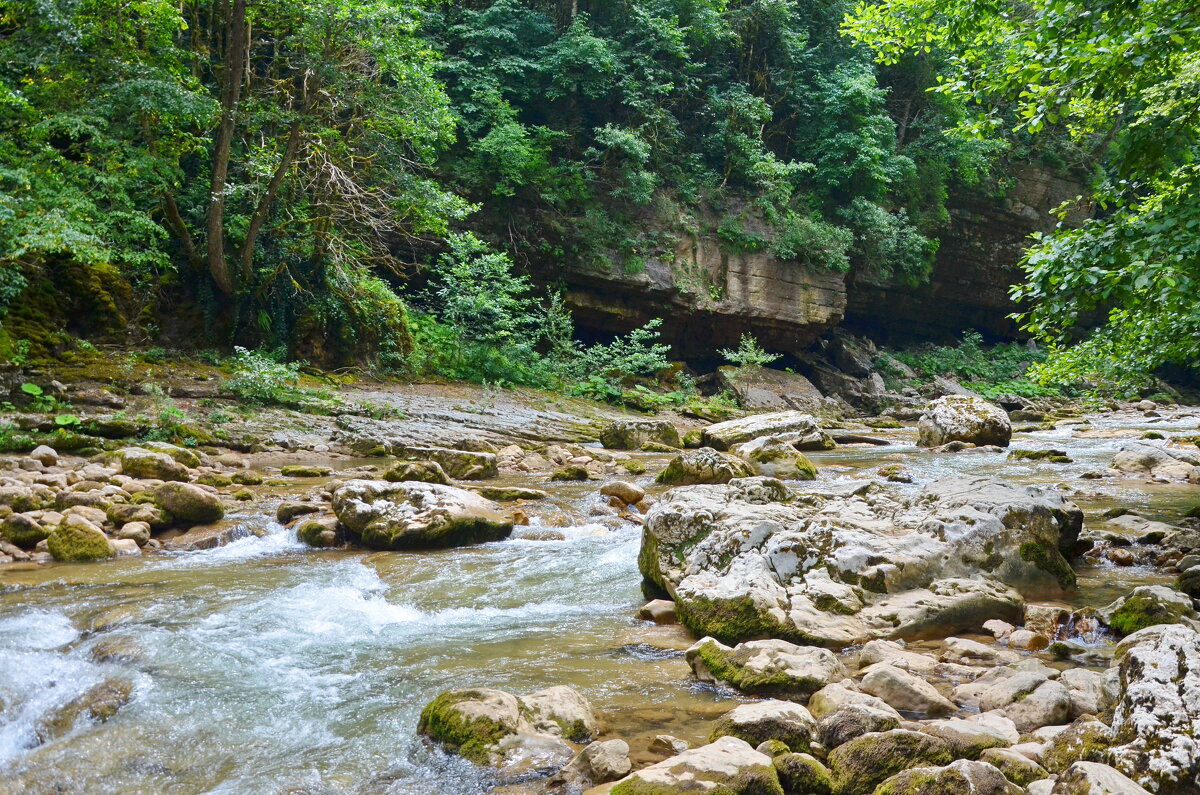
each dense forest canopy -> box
[0,0,1195,393]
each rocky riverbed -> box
[1,375,1199,794]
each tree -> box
[845,0,1200,391]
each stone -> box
[1111,443,1199,480]
[418,688,522,765]
[1,512,48,548]
[701,411,832,451]
[649,735,690,756]
[1107,624,1200,793]
[34,678,133,743]
[383,460,451,485]
[331,479,512,549]
[686,637,847,697]
[141,441,202,468]
[873,759,1022,795]
[118,447,190,481]
[29,445,58,466]
[107,501,171,529]
[716,366,825,412]
[472,486,549,502]
[859,640,939,674]
[918,718,1013,759]
[981,747,1050,787]
[296,515,340,548]
[599,420,681,450]
[277,501,322,524]
[917,396,1012,448]
[940,637,1020,666]
[1009,629,1052,651]
[711,700,817,752]
[1025,604,1072,637]
[110,538,141,556]
[826,729,953,795]
[640,474,1080,647]
[46,516,113,562]
[519,685,598,741]
[773,751,832,795]
[230,469,264,485]
[1052,762,1153,794]
[818,704,902,750]
[608,736,783,795]
[1096,585,1199,636]
[154,482,224,525]
[601,481,646,505]
[655,448,755,485]
[1040,718,1113,774]
[989,678,1073,734]
[1059,668,1104,718]
[115,520,151,546]
[808,683,902,720]
[162,521,261,551]
[551,465,591,481]
[735,435,818,480]
[636,599,677,625]
[859,663,957,716]
[279,464,331,477]
[556,739,632,789]
[398,446,498,480]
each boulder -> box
[1111,443,1199,480]
[1052,762,1153,794]
[916,719,1012,760]
[735,436,818,480]
[116,521,152,546]
[977,672,1073,733]
[34,677,133,743]
[981,747,1050,787]
[141,441,202,468]
[118,447,190,481]
[296,515,340,548]
[655,448,754,486]
[774,753,832,794]
[331,479,512,549]
[636,599,678,625]
[383,460,451,485]
[640,474,1080,647]
[46,516,112,562]
[1107,624,1200,793]
[555,739,632,790]
[153,482,224,525]
[818,704,902,750]
[874,759,1022,795]
[917,396,1012,448]
[1096,585,1199,636]
[601,481,646,505]
[808,683,902,721]
[716,366,825,412]
[701,411,832,451]
[826,729,953,795]
[277,501,321,524]
[519,685,598,741]
[608,736,784,795]
[685,637,846,697]
[600,420,681,450]
[1,512,49,548]
[396,446,498,480]
[1041,718,1113,774]
[711,700,817,752]
[107,501,171,529]
[859,663,957,716]
[29,445,58,466]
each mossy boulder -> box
[398,446,498,480]
[774,752,832,795]
[656,447,754,485]
[600,419,681,450]
[106,501,171,530]
[687,637,847,698]
[551,465,591,481]
[230,470,264,486]
[1098,585,1198,636]
[195,473,233,487]
[332,479,512,549]
[296,516,341,548]
[277,501,321,524]
[153,482,224,525]
[1009,449,1073,463]
[118,447,190,481]
[473,485,549,501]
[609,736,784,795]
[1,512,49,548]
[979,747,1049,787]
[826,730,953,795]
[711,700,817,752]
[47,517,113,562]
[872,759,1021,795]
[383,460,450,485]
[418,688,520,765]
[1040,718,1113,774]
[736,436,818,481]
[141,441,202,468]
[280,464,332,477]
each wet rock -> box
[554,739,632,790]
[917,396,1012,448]
[472,486,549,501]
[701,411,832,451]
[636,599,677,625]
[717,365,825,412]
[383,460,451,485]
[1,511,48,548]
[332,479,512,549]
[600,481,645,506]
[655,447,754,485]
[550,465,591,481]
[1053,761,1153,794]
[981,746,1050,787]
[153,482,224,525]
[735,435,818,480]
[874,759,1022,795]
[35,678,134,743]
[641,474,1079,647]
[1111,443,1199,480]
[116,521,151,545]
[1041,718,1113,774]
[1025,604,1072,637]
[118,447,190,481]
[398,446,498,480]
[296,515,340,547]
[808,682,901,720]
[859,663,956,716]
[826,729,952,795]
[774,751,832,795]
[711,700,817,752]
[649,735,690,756]
[110,537,141,556]
[818,704,902,750]
[685,637,846,697]
[607,736,783,795]
[277,501,322,524]
[46,516,113,562]
[1009,628,1052,651]
[520,685,598,741]
[1107,624,1200,793]
[599,419,681,450]
[162,521,261,551]
[1097,585,1199,636]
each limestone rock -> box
[716,366,825,412]
[981,746,1050,787]
[1041,718,1113,774]
[874,759,1022,795]
[701,411,832,451]
[711,699,817,752]
[1052,762,1153,794]
[331,479,512,549]
[555,739,632,790]
[599,420,681,450]
[46,516,112,562]
[383,460,451,485]
[735,435,818,480]
[655,448,754,486]
[154,482,224,525]
[826,729,952,795]
[397,446,498,480]
[1096,585,1199,636]
[917,718,1012,759]
[519,685,598,742]
[917,396,1012,448]
[1111,443,1199,480]
[685,637,846,697]
[608,736,783,795]
[859,663,957,716]
[118,447,190,481]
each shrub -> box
[224,347,332,410]
[720,334,781,369]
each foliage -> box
[223,347,332,410]
[888,331,1062,398]
[846,0,1200,390]
[720,334,782,369]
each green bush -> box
[890,331,1063,398]
[223,348,332,410]
[720,334,781,369]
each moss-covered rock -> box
[620,459,648,475]
[1099,585,1198,636]
[1019,540,1077,591]
[610,736,784,795]
[871,759,1021,795]
[47,518,113,562]
[600,419,681,450]
[118,447,190,481]
[682,429,703,449]
[979,747,1049,787]
[383,460,450,485]
[473,485,549,501]
[1040,718,1113,774]
[141,441,202,468]
[711,700,817,752]
[296,516,341,548]
[230,469,264,485]
[277,501,321,524]
[195,473,233,487]
[106,501,171,529]
[1009,449,1073,463]
[332,479,512,549]
[280,464,332,477]
[656,447,754,486]
[774,752,832,795]
[153,482,224,525]
[826,730,953,795]
[687,637,846,698]
[551,465,591,481]
[417,688,520,765]
[1,512,49,548]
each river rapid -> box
[1,408,1197,794]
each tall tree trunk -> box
[207,0,248,295]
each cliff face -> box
[845,166,1090,343]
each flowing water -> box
[1,409,1197,793]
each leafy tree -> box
[845,0,1200,390]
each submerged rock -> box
[331,479,512,549]
[1097,585,1199,636]
[35,678,133,743]
[608,736,784,795]
[917,396,1012,448]
[640,474,1080,646]
[701,411,833,451]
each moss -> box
[1040,721,1112,774]
[1009,448,1072,463]
[642,441,680,453]
[757,740,791,758]
[195,473,233,487]
[621,459,648,475]
[232,488,254,501]
[774,752,832,795]
[1019,541,1077,590]
[827,731,952,795]
[551,465,590,481]
[280,465,331,477]
[1141,431,1165,440]
[417,690,510,765]
[1,514,49,547]
[358,515,512,550]
[231,470,264,485]
[1107,592,1190,635]
[47,522,113,562]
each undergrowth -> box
[882,331,1065,399]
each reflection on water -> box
[0,408,1196,793]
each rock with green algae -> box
[230,469,264,485]
[46,517,113,562]
[655,447,754,486]
[472,485,549,502]
[117,447,190,481]
[599,419,681,451]
[332,479,511,549]
[383,460,450,485]
[397,446,498,480]
[107,501,171,529]
[1,512,49,548]
[979,747,1049,787]
[774,751,832,795]
[735,435,818,480]
[686,637,846,698]
[1040,718,1113,774]
[1097,585,1199,636]
[871,759,1022,795]
[280,464,332,477]
[141,441,202,468]
[710,700,817,753]
[296,516,340,547]
[608,736,784,795]
[551,465,591,481]
[153,482,224,525]
[826,730,953,795]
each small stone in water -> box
[1008,629,1051,651]
[636,599,678,625]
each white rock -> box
[859,663,957,716]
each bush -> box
[223,348,332,410]
[720,334,781,369]
[890,331,1063,398]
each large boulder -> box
[826,729,953,795]
[1053,762,1153,794]
[1107,624,1200,793]
[874,759,1022,795]
[608,736,784,795]
[1,512,49,548]
[735,436,818,480]
[600,419,681,450]
[46,516,113,562]
[715,366,825,412]
[332,480,512,549]
[655,448,754,486]
[701,411,833,451]
[1111,443,1199,480]
[117,447,190,481]
[686,637,846,697]
[710,700,818,752]
[917,396,1012,448]
[640,474,1080,647]
[397,446,498,480]
[153,482,224,525]
[1097,585,1200,636]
